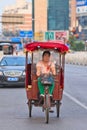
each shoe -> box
[40,94,44,97]
[49,108,54,113]
[34,101,38,106]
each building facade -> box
[69,0,87,40]
[2,0,32,36]
[69,0,76,29]
[34,0,47,33]
[33,0,69,33]
[76,0,87,40]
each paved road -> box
[65,64,87,105]
[0,64,87,130]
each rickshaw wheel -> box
[28,100,32,117]
[56,100,60,118]
[45,94,50,123]
[45,108,49,124]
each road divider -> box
[65,51,87,66]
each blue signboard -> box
[76,0,87,13]
[11,37,21,42]
[19,31,33,38]
[77,0,87,7]
[19,31,25,37]
[27,31,33,38]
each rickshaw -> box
[24,41,68,123]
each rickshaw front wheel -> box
[45,94,50,123]
[28,100,32,117]
[45,108,49,124]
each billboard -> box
[77,0,87,6]
[45,32,54,40]
[76,0,87,13]
[44,31,68,42]
[34,32,44,41]
[19,31,33,38]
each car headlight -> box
[22,71,26,76]
[0,71,3,76]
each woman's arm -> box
[36,61,41,77]
[50,63,56,75]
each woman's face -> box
[43,54,50,62]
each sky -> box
[0,0,31,31]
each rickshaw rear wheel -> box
[28,100,32,117]
[56,100,60,118]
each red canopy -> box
[24,41,69,53]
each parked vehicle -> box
[0,55,31,87]
[0,42,14,55]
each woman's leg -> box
[49,83,55,95]
[38,78,44,94]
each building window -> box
[47,0,69,30]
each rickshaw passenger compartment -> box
[26,64,31,86]
[53,73,63,100]
[26,64,39,100]
[26,63,63,101]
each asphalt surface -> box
[0,64,87,130]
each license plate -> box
[7,77,18,81]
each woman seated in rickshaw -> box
[36,50,56,97]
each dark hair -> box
[42,50,51,57]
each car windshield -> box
[0,56,30,66]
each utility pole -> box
[32,0,34,40]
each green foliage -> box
[68,35,85,51]
[70,41,85,51]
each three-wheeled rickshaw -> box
[24,41,68,123]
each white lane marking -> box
[64,91,87,110]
